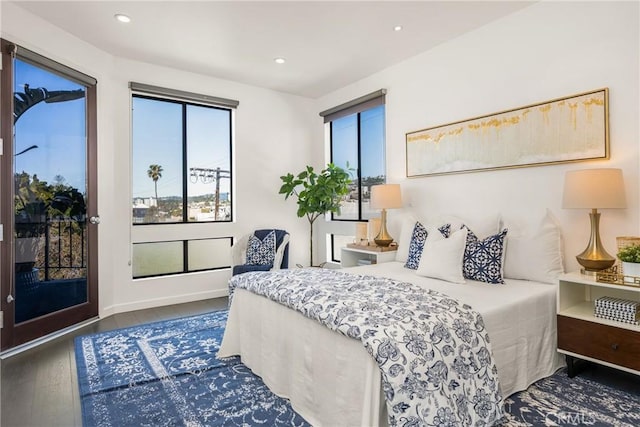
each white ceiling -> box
[11,1,534,98]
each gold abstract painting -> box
[406,88,609,177]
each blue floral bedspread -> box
[229,268,504,426]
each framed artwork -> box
[406,88,609,177]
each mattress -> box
[218,261,564,426]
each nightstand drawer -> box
[558,315,640,371]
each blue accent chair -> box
[231,229,290,276]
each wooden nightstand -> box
[557,272,640,377]
[340,244,397,268]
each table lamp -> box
[370,184,402,247]
[562,168,626,274]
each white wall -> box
[1,2,318,317]
[316,1,640,273]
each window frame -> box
[132,236,233,279]
[328,104,386,222]
[321,90,386,263]
[131,91,235,225]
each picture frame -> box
[406,88,609,177]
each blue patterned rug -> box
[74,310,309,426]
[502,367,640,426]
[76,310,640,426]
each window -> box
[329,234,354,263]
[130,83,238,279]
[132,237,232,278]
[320,90,386,263]
[131,83,237,224]
[322,90,386,221]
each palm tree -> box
[147,164,163,204]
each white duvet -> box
[218,261,564,426]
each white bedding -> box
[218,261,564,426]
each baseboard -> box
[104,288,229,315]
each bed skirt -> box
[218,288,388,427]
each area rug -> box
[74,310,309,427]
[76,310,640,427]
[501,368,640,426]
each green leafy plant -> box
[279,163,352,266]
[618,244,640,263]
[14,172,86,237]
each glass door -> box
[1,41,98,350]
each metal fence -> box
[18,218,87,281]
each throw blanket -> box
[229,268,503,426]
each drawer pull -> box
[611,343,619,351]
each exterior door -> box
[1,40,98,350]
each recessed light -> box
[114,14,131,23]
[393,25,403,32]
[274,57,286,64]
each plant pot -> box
[622,261,640,280]
[16,237,40,263]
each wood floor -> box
[0,297,229,427]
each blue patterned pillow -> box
[246,230,276,266]
[462,226,508,284]
[404,223,451,270]
[404,222,427,270]
[438,223,451,239]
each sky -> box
[132,96,232,200]
[331,104,385,180]
[14,59,87,193]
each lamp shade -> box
[562,168,626,209]
[370,184,402,209]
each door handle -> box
[89,216,100,225]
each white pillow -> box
[502,210,564,284]
[416,228,468,284]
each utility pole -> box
[214,168,221,220]
[189,167,230,220]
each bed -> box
[218,260,565,426]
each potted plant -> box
[279,163,352,266]
[617,244,640,278]
[14,200,46,273]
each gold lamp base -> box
[577,209,616,274]
[374,238,394,247]
[374,208,394,247]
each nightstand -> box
[557,272,640,377]
[340,245,397,268]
